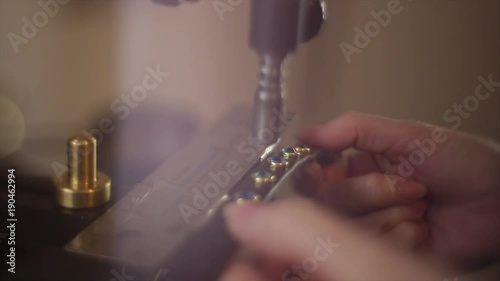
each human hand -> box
[220,198,443,281]
[298,112,500,268]
[295,147,429,250]
[219,112,500,281]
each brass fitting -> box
[54,134,111,209]
[252,171,276,190]
[294,145,312,158]
[234,191,261,205]
[267,156,288,175]
[281,147,299,166]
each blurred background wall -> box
[1,0,499,176]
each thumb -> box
[224,198,443,281]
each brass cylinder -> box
[54,134,111,209]
[68,135,97,189]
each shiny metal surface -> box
[281,146,299,166]
[54,134,111,209]
[265,149,326,201]
[68,135,97,188]
[65,108,268,268]
[253,53,285,145]
[267,155,288,175]
[234,190,262,204]
[252,171,276,189]
[63,107,321,273]
[295,144,312,158]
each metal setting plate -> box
[65,107,271,268]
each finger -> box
[257,256,291,281]
[305,149,378,183]
[302,150,380,184]
[298,149,381,198]
[219,260,269,281]
[319,172,427,216]
[224,199,441,280]
[293,161,324,197]
[343,149,383,177]
[298,112,426,157]
[314,150,386,198]
[354,201,427,236]
[298,112,500,200]
[383,220,430,250]
[295,157,346,196]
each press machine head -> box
[156,0,325,144]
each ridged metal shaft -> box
[253,53,285,145]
